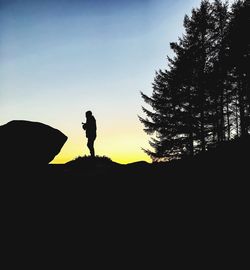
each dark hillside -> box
[3,135,248,241]
[4,135,248,182]
[31,135,248,189]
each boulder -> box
[0,120,67,167]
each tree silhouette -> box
[227,0,250,137]
[139,0,249,162]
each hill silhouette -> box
[3,134,249,182]
[1,119,248,209]
[41,134,249,182]
[3,132,248,247]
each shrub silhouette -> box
[66,155,113,168]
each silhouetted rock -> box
[0,120,67,170]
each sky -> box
[1,0,212,164]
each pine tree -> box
[209,0,231,142]
[227,0,250,136]
[139,0,249,162]
[139,68,180,161]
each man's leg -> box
[87,138,95,157]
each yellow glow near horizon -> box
[50,122,152,164]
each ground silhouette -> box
[3,134,249,182]
[3,134,248,245]
[40,134,249,183]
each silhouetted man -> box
[82,110,96,157]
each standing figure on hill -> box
[82,110,97,157]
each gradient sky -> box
[1,0,209,164]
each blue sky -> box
[1,0,208,163]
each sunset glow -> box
[1,0,207,164]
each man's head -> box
[86,110,92,118]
